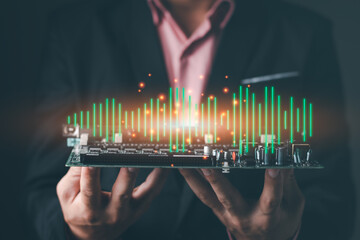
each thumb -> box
[57,167,81,205]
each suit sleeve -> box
[25,12,79,240]
[296,21,355,240]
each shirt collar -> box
[148,0,235,30]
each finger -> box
[132,168,169,201]
[80,167,102,208]
[110,167,139,209]
[201,169,247,212]
[283,169,305,208]
[258,169,284,215]
[57,167,81,204]
[179,169,223,212]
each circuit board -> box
[64,126,323,172]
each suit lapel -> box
[206,1,268,96]
[127,0,170,96]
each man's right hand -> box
[57,167,169,240]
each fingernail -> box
[201,169,212,176]
[88,167,96,171]
[128,168,137,173]
[268,169,280,178]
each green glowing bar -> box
[290,97,293,143]
[208,97,211,135]
[157,98,159,142]
[106,98,109,142]
[284,110,287,130]
[297,108,300,132]
[277,96,280,145]
[125,111,128,129]
[182,88,185,152]
[221,114,223,126]
[131,111,134,130]
[99,104,102,137]
[138,108,140,132]
[259,104,261,136]
[310,103,312,137]
[93,104,96,137]
[303,98,306,142]
[252,93,255,147]
[189,95,192,144]
[271,87,274,154]
[80,111,83,129]
[233,93,236,147]
[87,111,89,129]
[227,110,229,130]
[119,104,121,136]
[144,103,147,137]
[201,103,204,137]
[265,87,268,153]
[169,88,172,152]
[246,88,249,152]
[74,113,77,127]
[176,88,179,152]
[112,99,115,142]
[195,104,198,137]
[214,97,216,143]
[151,98,153,142]
[163,103,166,137]
[239,86,242,153]
[67,115,70,124]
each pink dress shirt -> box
[148,0,234,108]
[147,1,300,239]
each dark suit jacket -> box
[26,0,355,239]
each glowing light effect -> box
[277,96,280,145]
[303,98,306,142]
[106,98,109,142]
[80,111,83,129]
[93,104,96,137]
[151,98,153,142]
[233,93,236,147]
[157,98,159,142]
[214,97,217,143]
[246,88,249,152]
[252,93,255,147]
[271,87,274,153]
[138,108,140,132]
[99,104,102,137]
[297,108,300,132]
[310,103,312,137]
[112,98,115,142]
[239,86,242,153]
[119,104,121,136]
[87,111,90,129]
[258,104,261,137]
[169,88,172,152]
[290,97,293,143]
[265,87,268,153]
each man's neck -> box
[161,0,216,37]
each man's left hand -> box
[179,168,304,240]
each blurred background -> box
[1,0,359,239]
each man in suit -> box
[26,0,355,239]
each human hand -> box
[179,168,304,240]
[57,167,169,240]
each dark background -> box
[1,0,359,239]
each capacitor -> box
[204,146,212,156]
[275,146,287,165]
[224,151,230,161]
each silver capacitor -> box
[204,146,212,156]
[275,146,287,165]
